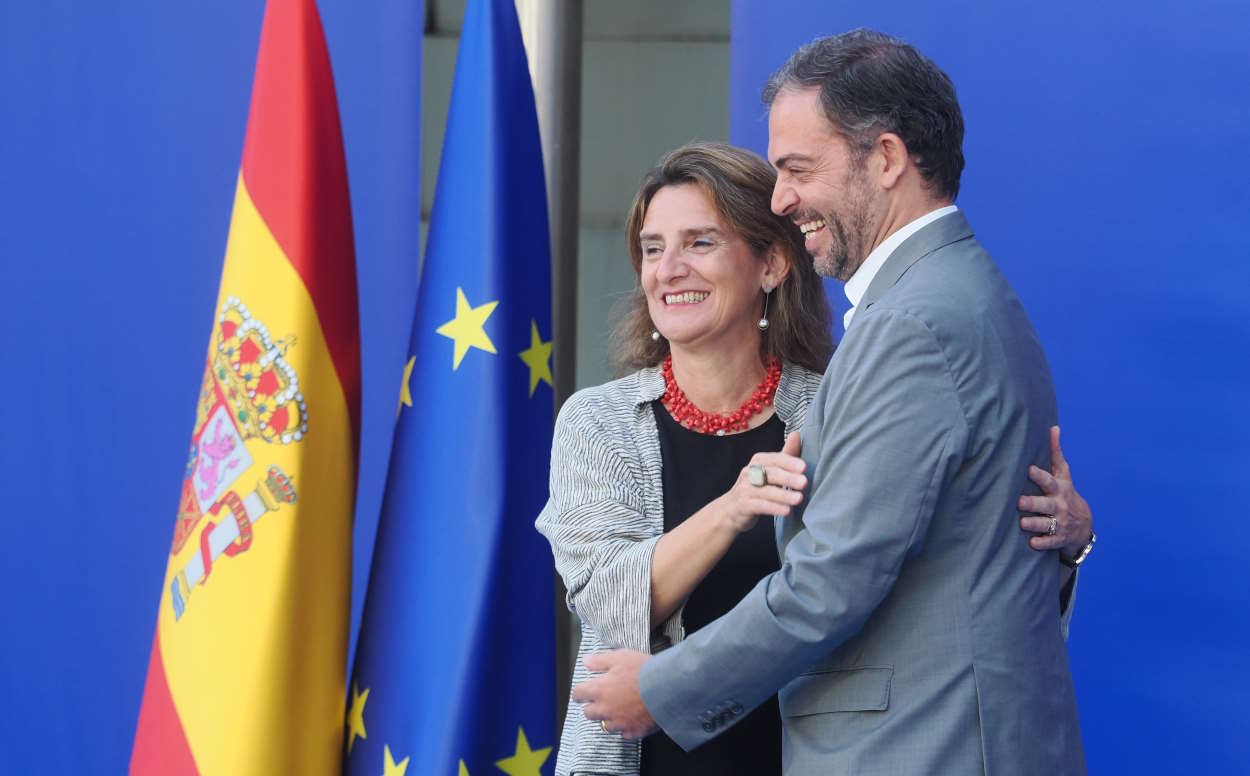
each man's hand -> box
[571,650,658,740]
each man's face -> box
[767,87,880,281]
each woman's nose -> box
[655,246,688,283]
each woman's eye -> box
[692,239,713,249]
[643,245,662,258]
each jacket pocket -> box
[779,665,893,717]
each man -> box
[573,30,1086,773]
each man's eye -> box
[692,239,713,249]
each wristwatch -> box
[1060,530,1096,569]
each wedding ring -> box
[1046,516,1058,536]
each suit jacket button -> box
[702,721,715,732]
[730,703,743,715]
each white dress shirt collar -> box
[842,205,959,330]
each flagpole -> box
[516,0,583,734]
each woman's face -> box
[639,184,767,356]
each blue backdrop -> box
[0,1,422,771]
[731,1,1250,771]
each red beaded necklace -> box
[661,353,782,436]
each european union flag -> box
[344,0,556,774]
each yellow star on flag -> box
[383,744,410,776]
[435,287,499,370]
[458,760,470,776]
[398,356,415,415]
[517,320,553,396]
[494,727,552,776]
[345,681,369,754]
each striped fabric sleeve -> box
[536,390,659,654]
[1060,568,1078,641]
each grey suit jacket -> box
[639,212,1085,774]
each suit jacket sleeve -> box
[639,309,970,749]
[534,392,661,653]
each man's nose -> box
[771,181,797,217]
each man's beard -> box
[814,167,875,282]
[816,211,870,281]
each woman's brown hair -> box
[610,142,834,375]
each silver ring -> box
[747,463,767,487]
[1046,516,1057,536]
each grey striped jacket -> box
[535,361,823,776]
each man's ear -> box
[875,132,909,190]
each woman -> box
[536,142,1093,776]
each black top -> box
[640,401,784,776]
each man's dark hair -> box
[763,29,966,200]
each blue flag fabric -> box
[344,1,556,774]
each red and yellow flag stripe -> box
[131,1,358,773]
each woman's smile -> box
[663,291,710,305]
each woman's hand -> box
[1019,426,1093,558]
[718,431,807,533]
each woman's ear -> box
[762,244,792,289]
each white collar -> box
[843,205,959,330]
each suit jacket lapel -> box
[857,210,975,320]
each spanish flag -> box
[130,0,359,773]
